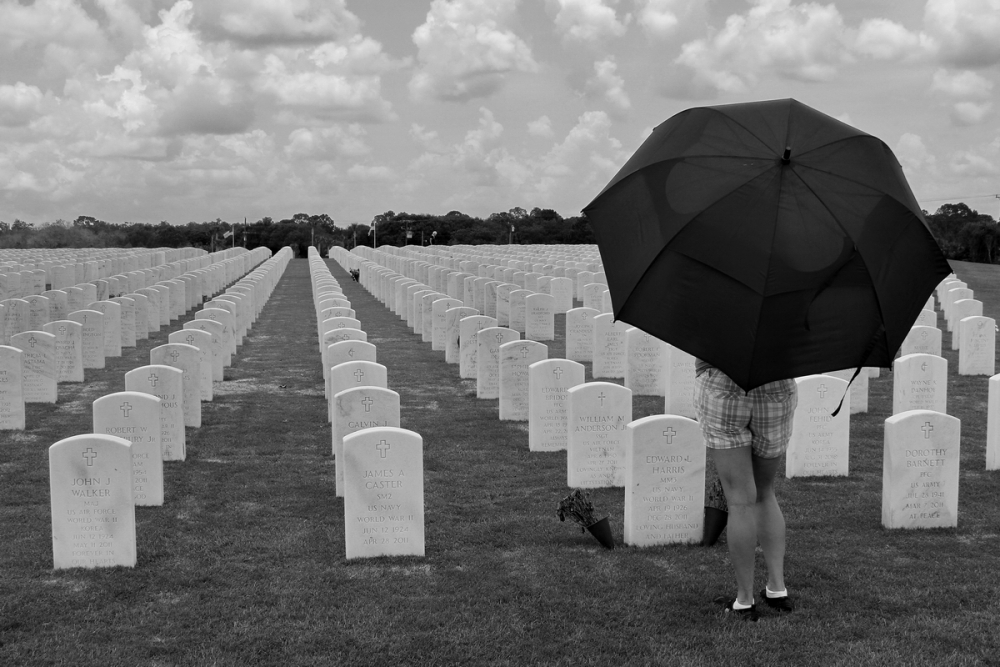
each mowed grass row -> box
[0,257,998,666]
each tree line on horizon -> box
[0,203,997,265]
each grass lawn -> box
[1,256,999,666]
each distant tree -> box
[926,202,997,263]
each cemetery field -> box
[3,258,1000,666]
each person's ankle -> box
[765,585,787,598]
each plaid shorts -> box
[693,366,798,459]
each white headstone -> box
[0,345,25,429]
[786,375,849,478]
[882,410,960,529]
[432,297,463,351]
[550,277,574,313]
[343,427,425,559]
[49,434,136,569]
[183,319,225,381]
[913,309,937,328]
[958,316,995,376]
[329,361,389,424]
[42,320,83,383]
[93,391,164,506]
[566,307,598,362]
[988,374,1000,471]
[169,329,213,401]
[892,354,947,415]
[445,307,479,364]
[333,386,401,497]
[528,359,585,452]
[592,313,627,379]
[459,315,496,379]
[110,296,136,348]
[498,340,548,421]
[664,345,696,418]
[900,325,942,358]
[624,415,705,546]
[625,328,666,396]
[87,301,122,358]
[476,327,519,399]
[125,365,186,461]
[524,293,555,341]
[10,331,56,403]
[567,382,632,488]
[150,343,202,428]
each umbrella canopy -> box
[584,98,952,391]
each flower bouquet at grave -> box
[556,489,614,549]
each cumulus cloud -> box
[951,101,993,125]
[551,0,627,43]
[197,0,362,46]
[409,0,538,102]
[284,125,370,159]
[896,133,937,174]
[930,69,994,98]
[923,0,1000,68]
[585,58,631,116]
[949,150,999,176]
[0,0,115,78]
[0,83,46,128]
[673,0,853,95]
[537,110,623,189]
[853,18,925,60]
[633,0,706,39]
[528,116,554,138]
[347,164,395,181]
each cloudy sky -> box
[1,0,998,227]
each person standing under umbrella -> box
[694,360,797,620]
[584,98,953,619]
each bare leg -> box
[752,454,785,592]
[708,446,756,605]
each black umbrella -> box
[584,98,951,391]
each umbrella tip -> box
[781,147,791,164]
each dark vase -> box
[702,507,728,546]
[585,517,615,549]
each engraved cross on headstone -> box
[82,448,97,466]
[495,332,505,344]
[922,422,934,439]
[185,334,195,345]
[598,392,606,407]
[553,366,563,379]
[663,427,676,444]
[120,401,132,417]
[362,396,373,412]
[28,336,37,348]
[519,346,529,359]
[148,373,158,387]
[376,440,390,458]
[817,384,827,399]
[169,349,180,362]
[354,369,365,382]
[59,326,66,335]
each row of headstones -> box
[0,248,270,429]
[336,248,709,545]
[308,249,424,561]
[0,247,250,300]
[46,248,292,569]
[341,246,976,538]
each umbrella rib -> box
[702,107,783,155]
[785,168,890,348]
